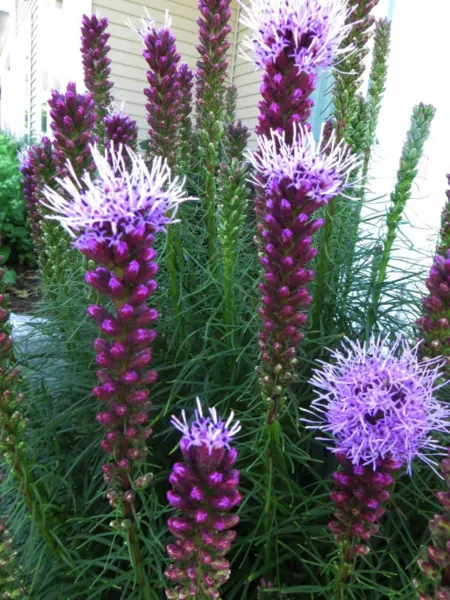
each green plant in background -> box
[0,132,34,283]
[364,18,392,178]
[367,103,436,334]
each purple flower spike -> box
[80,14,114,112]
[329,453,402,560]
[165,399,241,600]
[305,336,450,473]
[248,127,356,420]
[240,0,352,141]
[19,137,55,251]
[196,0,232,120]
[177,62,194,169]
[48,81,97,178]
[306,336,450,563]
[104,111,138,167]
[41,146,192,516]
[41,145,190,251]
[140,12,182,166]
[418,175,450,366]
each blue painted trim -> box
[387,0,396,21]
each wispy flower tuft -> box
[305,337,450,473]
[41,145,191,250]
[248,126,358,201]
[249,127,356,421]
[166,399,241,600]
[240,0,352,75]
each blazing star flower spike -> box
[166,399,241,599]
[248,126,358,203]
[239,0,353,75]
[41,144,192,249]
[304,337,450,473]
[171,397,241,454]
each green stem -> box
[205,160,217,259]
[166,227,186,339]
[312,197,337,337]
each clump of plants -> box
[0,132,33,282]
[0,2,448,599]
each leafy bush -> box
[0,131,34,280]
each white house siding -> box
[29,0,39,139]
[15,0,29,34]
[92,0,240,140]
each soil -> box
[5,265,40,314]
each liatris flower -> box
[196,0,231,121]
[104,111,138,166]
[417,176,450,365]
[196,0,232,256]
[304,337,450,562]
[0,255,27,472]
[49,82,97,178]
[248,127,356,420]
[0,505,28,599]
[19,137,55,251]
[416,450,450,599]
[224,120,250,162]
[240,0,352,142]
[224,84,238,124]
[165,399,241,600]
[41,146,191,518]
[439,177,450,257]
[364,18,391,176]
[218,124,250,330]
[80,14,114,141]
[333,0,379,143]
[140,12,182,167]
[368,103,436,333]
[177,62,194,173]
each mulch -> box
[5,265,40,314]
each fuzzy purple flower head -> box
[40,144,191,251]
[248,125,358,202]
[240,0,353,75]
[304,337,450,474]
[171,398,241,471]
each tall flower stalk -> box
[248,128,356,423]
[19,137,55,253]
[417,175,450,364]
[196,0,232,257]
[80,14,114,144]
[41,146,191,586]
[416,450,450,599]
[140,13,186,338]
[304,337,450,594]
[0,248,69,567]
[367,103,436,334]
[104,111,139,166]
[218,121,250,333]
[165,399,241,600]
[363,18,392,178]
[241,0,353,415]
[177,62,194,175]
[240,0,352,143]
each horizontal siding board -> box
[94,0,237,27]
[93,0,238,141]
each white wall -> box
[367,0,450,275]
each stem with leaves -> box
[367,103,436,333]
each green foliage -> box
[367,103,436,333]
[0,132,33,268]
